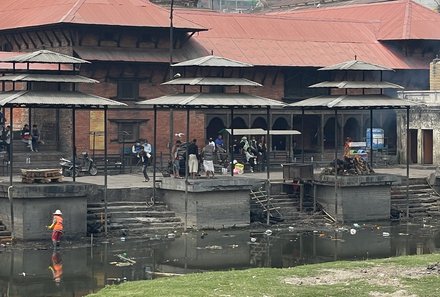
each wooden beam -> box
[10,34,21,50]
[272,68,279,85]
[35,31,45,47]
[43,31,54,47]
[18,33,29,49]
[52,30,63,47]
[61,30,71,46]
[25,32,37,48]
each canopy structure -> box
[0,91,126,108]
[318,60,394,71]
[309,81,404,89]
[224,128,301,135]
[137,54,284,228]
[286,59,416,222]
[137,93,285,109]
[0,74,99,84]
[0,49,125,238]
[162,77,262,87]
[171,55,253,68]
[289,95,417,110]
[0,50,90,64]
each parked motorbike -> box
[60,152,98,177]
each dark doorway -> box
[323,117,341,149]
[232,117,247,129]
[252,117,267,129]
[409,129,418,164]
[206,117,225,140]
[272,117,289,150]
[422,129,433,164]
[344,117,361,141]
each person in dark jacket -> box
[187,139,199,179]
[139,149,150,182]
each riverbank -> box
[86,253,440,297]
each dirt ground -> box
[283,264,440,297]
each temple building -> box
[0,0,438,163]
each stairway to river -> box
[0,219,11,243]
[251,184,330,227]
[391,178,440,219]
[87,200,184,238]
[1,140,62,174]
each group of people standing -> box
[237,135,267,172]
[171,137,218,179]
[170,133,267,177]
[21,123,41,152]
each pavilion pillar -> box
[230,107,234,176]
[184,108,190,231]
[301,108,305,163]
[266,106,271,226]
[370,108,373,168]
[334,109,338,223]
[153,105,157,203]
[406,107,410,219]
[72,106,76,182]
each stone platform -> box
[158,176,265,229]
[0,182,89,240]
[314,174,399,222]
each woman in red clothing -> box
[47,209,63,248]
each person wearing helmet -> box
[47,209,64,248]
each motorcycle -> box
[60,152,98,177]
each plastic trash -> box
[250,237,257,243]
[353,223,360,228]
[264,229,273,236]
[350,228,357,235]
[120,237,126,241]
[382,232,390,237]
[288,226,294,232]
[167,233,176,239]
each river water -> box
[0,221,439,297]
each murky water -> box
[1,221,439,297]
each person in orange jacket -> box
[49,251,63,286]
[47,209,64,248]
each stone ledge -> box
[316,174,400,187]
[159,176,265,192]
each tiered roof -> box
[289,60,414,109]
[0,50,125,108]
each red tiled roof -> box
[177,7,431,69]
[269,0,440,40]
[0,0,205,31]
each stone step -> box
[392,184,433,190]
[111,217,182,224]
[109,221,183,230]
[88,205,168,213]
[123,225,184,234]
[88,201,166,208]
[109,210,176,219]
[391,188,435,195]
[0,230,11,236]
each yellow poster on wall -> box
[90,111,104,150]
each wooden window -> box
[118,122,140,143]
[117,80,139,100]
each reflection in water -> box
[0,222,439,296]
[49,251,63,286]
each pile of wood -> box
[21,169,63,184]
[321,156,375,175]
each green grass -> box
[87,254,440,297]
